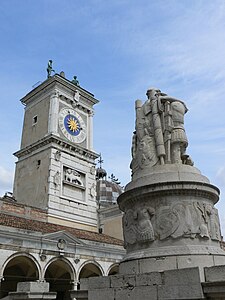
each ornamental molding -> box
[118,181,220,210]
[14,134,99,162]
[21,75,99,108]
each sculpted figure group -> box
[131,88,193,174]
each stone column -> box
[88,111,94,150]
[48,90,60,135]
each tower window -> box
[33,115,38,125]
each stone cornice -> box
[21,74,99,107]
[118,181,220,210]
[14,134,99,162]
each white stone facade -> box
[13,75,100,231]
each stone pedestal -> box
[9,282,56,300]
[118,165,225,279]
[73,265,225,300]
[73,267,205,300]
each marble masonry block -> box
[162,267,201,285]
[115,286,157,300]
[119,260,139,274]
[205,265,225,282]
[80,278,89,290]
[110,274,136,288]
[88,288,114,300]
[88,276,111,290]
[157,267,204,300]
[158,284,204,300]
[17,281,50,292]
[136,271,162,286]
[213,254,225,266]
[177,255,214,281]
[139,256,177,273]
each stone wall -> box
[72,265,225,300]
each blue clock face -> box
[64,114,81,136]
[59,108,87,143]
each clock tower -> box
[13,73,99,231]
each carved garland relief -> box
[123,201,221,248]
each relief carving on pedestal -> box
[154,206,180,240]
[210,207,221,241]
[123,201,221,245]
[123,207,155,248]
[155,201,221,241]
[201,204,221,241]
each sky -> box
[0,0,225,234]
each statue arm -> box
[158,95,181,102]
[158,96,188,112]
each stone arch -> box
[107,263,119,276]
[0,252,40,298]
[78,260,104,282]
[44,257,75,300]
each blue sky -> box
[0,0,225,234]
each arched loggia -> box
[44,258,74,300]
[1,254,39,298]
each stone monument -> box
[72,88,225,300]
[118,88,225,277]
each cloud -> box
[159,1,225,79]
[0,166,14,196]
[220,215,225,239]
[216,166,225,186]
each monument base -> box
[72,265,225,300]
[118,165,224,277]
[119,253,225,282]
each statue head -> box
[146,88,161,99]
